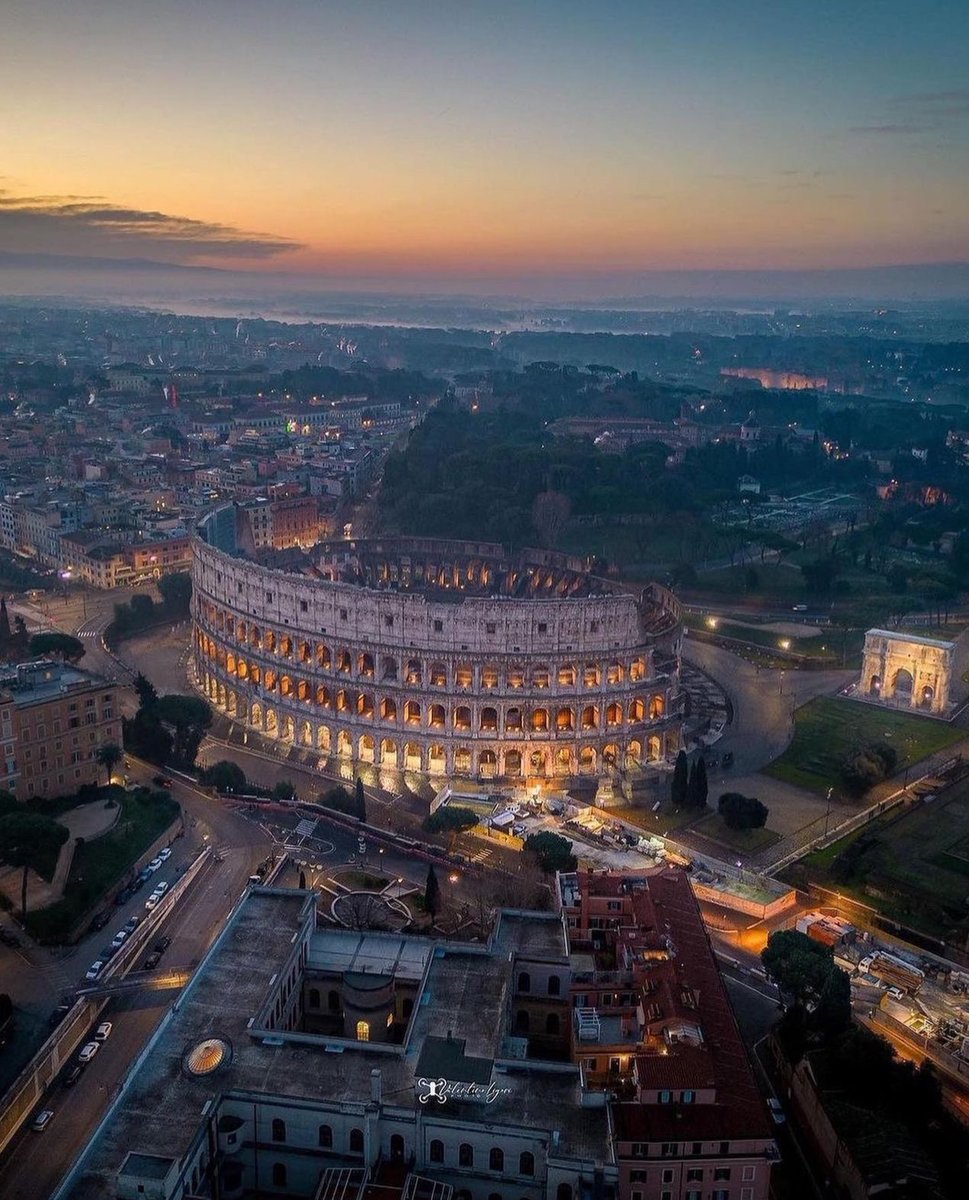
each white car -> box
[85,961,105,981]
[158,847,172,861]
[148,858,163,873]
[78,1042,100,1063]
[95,1021,112,1041]
[154,881,169,898]
[110,930,128,949]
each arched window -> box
[349,1128,364,1153]
[489,1146,504,1171]
[429,1138,444,1163]
[319,1124,333,1148]
[546,1012,560,1035]
[356,1020,370,1041]
[548,975,561,996]
[480,706,498,731]
[518,971,531,993]
[308,987,320,1008]
[271,1118,286,1143]
[459,1143,474,1167]
[272,1163,287,1188]
[557,1185,573,1200]
[519,1150,535,1176]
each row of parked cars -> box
[32,1021,114,1131]
[115,846,172,907]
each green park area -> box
[764,697,963,794]
[692,811,780,854]
[26,786,180,942]
[783,780,969,939]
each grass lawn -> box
[763,696,963,794]
[692,812,780,854]
[26,787,179,943]
[611,805,700,834]
[781,778,969,939]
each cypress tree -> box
[694,756,708,809]
[424,864,441,921]
[671,750,689,807]
[354,777,367,822]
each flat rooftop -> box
[62,890,607,1200]
[0,660,113,707]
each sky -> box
[2,0,969,298]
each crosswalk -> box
[469,848,492,864]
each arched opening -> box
[237,659,249,681]
[454,746,472,775]
[226,651,236,674]
[581,704,599,729]
[271,1118,286,1143]
[530,708,549,732]
[630,656,647,681]
[459,1143,473,1168]
[480,706,498,732]
[272,1163,287,1188]
[316,683,331,708]
[454,705,472,731]
[481,663,499,689]
[264,668,278,693]
[308,988,320,1008]
[280,635,292,658]
[328,989,340,1012]
[892,668,913,701]
[358,652,374,677]
[478,749,498,779]
[504,749,522,776]
[584,662,601,687]
[507,665,525,689]
[629,697,646,722]
[519,1150,535,1176]
[279,675,293,697]
[430,662,447,687]
[297,678,310,702]
[515,1009,529,1033]
[555,747,572,776]
[318,726,332,752]
[265,707,277,734]
[380,697,397,722]
[428,744,446,774]
[529,749,549,777]
[357,692,374,718]
[604,742,620,769]
[356,1020,370,1041]
[349,1128,364,1154]
[921,684,935,708]
[316,642,331,669]
[548,974,561,996]
[647,735,662,761]
[489,1147,504,1172]
[336,689,351,713]
[455,663,473,688]
[319,1124,332,1148]
[250,701,263,728]
[518,971,531,992]
[606,701,623,726]
[557,1186,573,1200]
[404,699,421,725]
[265,630,277,653]
[429,703,446,728]
[299,640,312,663]
[649,695,666,719]
[299,720,313,746]
[608,661,624,685]
[505,706,523,732]
[337,649,352,674]
[381,738,398,767]
[532,666,550,689]
[405,659,422,685]
[546,1012,560,1035]
[556,706,575,731]
[429,1139,444,1163]
[558,663,577,687]
[382,656,398,681]
[390,1133,405,1162]
[359,734,375,763]
[405,743,422,771]
[627,739,642,767]
[337,730,352,757]
[869,674,881,696]
[579,746,597,774]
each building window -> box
[662,1169,674,1183]
[662,1192,672,1200]
[349,1128,364,1153]
[713,1192,729,1200]
[270,1118,285,1143]
[519,1151,534,1176]
[719,1142,729,1156]
[538,622,547,634]
[682,1089,695,1104]
[272,1163,286,1188]
[429,1139,444,1163]
[742,1167,755,1182]
[548,975,561,996]
[300,600,308,612]
[459,1143,473,1167]
[384,615,393,627]
[486,623,496,634]
[687,1168,703,1182]
[661,1143,679,1157]
[687,1193,701,1200]
[433,619,443,632]
[517,971,531,993]
[489,1147,503,1171]
[340,608,348,620]
[556,1186,573,1200]
[356,1020,370,1041]
[714,1168,731,1181]
[742,1190,754,1200]
[659,1089,672,1104]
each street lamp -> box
[824,786,834,837]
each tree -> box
[122,710,173,765]
[319,786,357,817]
[28,632,85,663]
[670,750,689,808]
[130,593,155,622]
[0,811,69,919]
[354,777,367,822]
[156,572,192,615]
[94,743,122,785]
[688,756,708,809]
[718,792,768,830]
[298,869,307,889]
[524,831,577,875]
[814,961,852,1035]
[200,760,247,793]
[153,694,212,769]
[134,672,158,710]
[422,806,480,849]
[424,864,441,921]
[272,779,297,801]
[761,930,835,1007]
[840,741,897,796]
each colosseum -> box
[192,536,684,800]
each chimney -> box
[370,1069,381,1105]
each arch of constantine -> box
[191,535,685,794]
[859,628,965,715]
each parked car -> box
[158,847,172,861]
[90,910,112,932]
[99,944,117,962]
[147,858,163,873]
[31,1110,54,1133]
[110,930,128,950]
[123,916,140,935]
[49,1005,72,1029]
[144,951,162,969]
[115,886,134,906]
[78,1042,100,1063]
[95,1021,112,1041]
[767,1098,785,1125]
[85,961,105,982]
[63,1066,83,1087]
[154,936,172,953]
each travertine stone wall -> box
[859,628,954,715]
[192,537,684,783]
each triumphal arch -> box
[859,628,962,715]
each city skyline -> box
[3,0,969,297]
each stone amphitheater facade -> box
[192,536,684,792]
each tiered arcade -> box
[192,537,684,788]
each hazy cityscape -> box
[2,4,969,1200]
